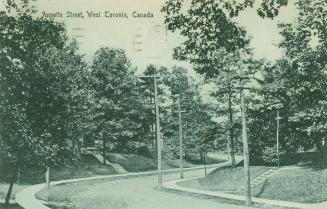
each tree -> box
[162,0,262,166]
[0,0,85,203]
[162,0,250,65]
[278,0,327,151]
[28,42,88,187]
[162,0,289,23]
[198,50,246,166]
[160,67,197,156]
[161,0,292,64]
[89,47,142,161]
[161,67,223,162]
[135,65,167,153]
[281,0,326,151]
[247,0,327,162]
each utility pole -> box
[237,73,251,207]
[154,76,162,187]
[226,133,231,163]
[276,110,281,167]
[138,75,162,187]
[178,95,184,179]
[102,131,106,165]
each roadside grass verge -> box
[185,153,227,165]
[105,153,227,172]
[105,153,159,172]
[178,166,270,191]
[1,154,115,184]
[48,154,116,181]
[0,203,23,209]
[36,180,97,203]
[161,187,295,209]
[105,153,189,172]
[251,167,327,203]
[178,165,327,204]
[0,183,27,202]
[0,154,115,201]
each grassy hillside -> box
[0,154,116,184]
[1,152,228,202]
[105,153,211,172]
[105,153,177,172]
[252,167,327,203]
[0,204,23,209]
[178,165,270,191]
[185,153,228,165]
[0,154,116,201]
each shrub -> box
[136,146,152,158]
[262,146,285,166]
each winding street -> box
[63,167,247,209]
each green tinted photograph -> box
[0,0,326,208]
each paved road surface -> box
[68,167,248,209]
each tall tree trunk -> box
[5,170,16,206]
[200,152,203,161]
[16,167,21,184]
[228,89,236,167]
[203,152,207,176]
[45,166,50,189]
[78,135,82,154]
[226,133,231,162]
[73,138,75,152]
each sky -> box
[26,0,298,72]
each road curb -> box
[15,163,225,209]
[162,176,324,209]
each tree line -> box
[162,0,327,165]
[0,1,220,204]
[0,0,326,205]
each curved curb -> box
[15,163,226,209]
[162,177,321,209]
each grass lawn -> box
[0,183,27,202]
[162,158,194,168]
[105,153,182,172]
[0,203,24,209]
[49,154,116,180]
[0,154,115,202]
[106,153,158,172]
[185,153,228,165]
[105,153,227,173]
[1,154,115,184]
[178,166,270,191]
[36,179,99,203]
[35,176,133,208]
[251,167,327,203]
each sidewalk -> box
[162,175,327,209]
[15,162,228,209]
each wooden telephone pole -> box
[154,76,162,187]
[178,96,184,179]
[138,75,162,187]
[237,73,251,207]
[276,110,281,167]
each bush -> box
[136,146,153,158]
[262,146,285,166]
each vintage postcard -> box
[0,0,326,209]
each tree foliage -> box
[0,0,89,204]
[248,0,327,156]
[89,47,147,153]
[0,0,84,169]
